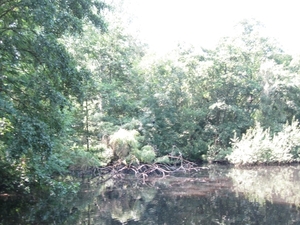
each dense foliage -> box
[133,20,300,164]
[228,120,300,165]
[0,0,108,194]
[1,0,300,196]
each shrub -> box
[227,120,300,165]
[139,145,156,163]
[207,146,232,163]
[154,155,170,164]
[182,140,208,162]
[109,129,139,160]
[89,144,114,166]
[69,148,100,170]
[132,145,156,164]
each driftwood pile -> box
[71,155,205,184]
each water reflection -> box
[2,165,300,224]
[229,165,300,206]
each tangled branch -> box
[88,155,206,184]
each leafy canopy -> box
[0,0,108,193]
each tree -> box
[0,0,108,193]
[60,11,146,164]
[137,19,299,163]
[136,47,210,160]
[203,19,299,161]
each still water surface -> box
[2,164,300,224]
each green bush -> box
[227,120,300,165]
[154,155,170,164]
[133,145,156,164]
[109,129,140,160]
[207,146,232,162]
[88,144,114,166]
[69,147,101,170]
[182,140,208,162]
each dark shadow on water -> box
[2,164,300,224]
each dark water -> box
[2,164,300,224]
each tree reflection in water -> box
[1,165,300,224]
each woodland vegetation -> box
[1,0,300,196]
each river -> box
[1,164,300,224]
